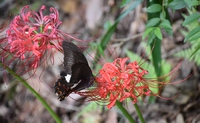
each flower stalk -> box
[0,63,62,123]
[134,104,145,123]
[116,101,136,123]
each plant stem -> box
[1,63,62,123]
[115,101,136,123]
[134,104,146,123]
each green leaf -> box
[164,28,173,36]
[100,22,118,50]
[184,0,200,8]
[188,32,200,41]
[121,0,132,7]
[160,19,172,29]
[154,27,163,40]
[184,26,200,42]
[146,4,162,13]
[168,0,187,10]
[160,19,172,35]
[182,12,200,26]
[147,32,156,44]
[160,10,166,20]
[190,43,200,58]
[103,21,112,29]
[146,18,161,28]
[142,27,154,39]
[117,0,143,21]
[161,60,171,80]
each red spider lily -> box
[0,5,63,75]
[95,58,151,109]
[78,57,184,109]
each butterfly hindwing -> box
[70,62,93,91]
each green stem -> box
[150,38,162,77]
[134,104,146,123]
[147,0,164,103]
[115,101,136,123]
[1,63,62,123]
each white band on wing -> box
[65,74,71,83]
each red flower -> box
[78,57,184,109]
[0,5,63,75]
[95,58,151,108]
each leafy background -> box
[0,0,200,123]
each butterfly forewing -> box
[62,41,89,74]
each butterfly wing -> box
[70,62,93,91]
[62,41,89,75]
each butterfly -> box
[54,41,94,101]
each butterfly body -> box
[54,41,93,101]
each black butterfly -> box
[54,41,94,101]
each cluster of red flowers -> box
[0,5,63,75]
[79,58,156,109]
[95,58,151,108]
[80,57,183,109]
